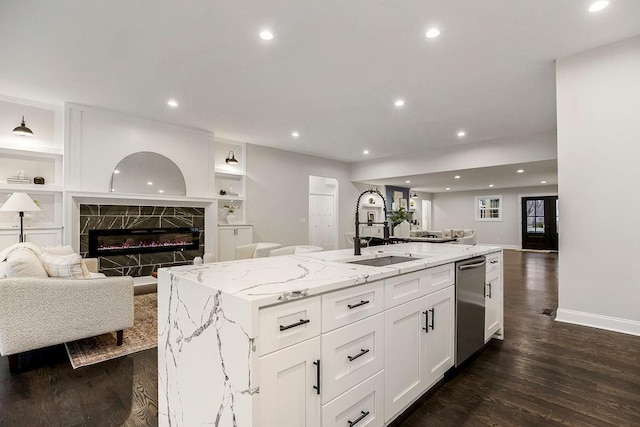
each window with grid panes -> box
[475,195,502,222]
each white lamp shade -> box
[0,193,41,212]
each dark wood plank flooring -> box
[1,250,639,426]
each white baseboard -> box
[477,243,519,250]
[555,308,640,337]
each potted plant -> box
[224,202,238,224]
[389,207,411,237]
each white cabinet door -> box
[259,337,321,427]
[217,227,236,261]
[384,297,428,422]
[235,226,253,247]
[485,269,502,341]
[24,229,62,247]
[424,285,455,388]
[309,194,335,251]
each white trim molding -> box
[555,308,640,337]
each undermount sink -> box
[347,255,417,267]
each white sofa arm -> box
[0,276,134,356]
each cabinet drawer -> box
[384,264,454,309]
[321,313,385,404]
[322,370,384,427]
[486,252,501,273]
[259,296,321,356]
[322,281,384,332]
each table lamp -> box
[0,193,41,243]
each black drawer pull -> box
[347,348,370,362]
[313,359,320,395]
[347,300,370,309]
[422,310,429,333]
[429,308,435,330]
[348,410,370,426]
[279,319,310,331]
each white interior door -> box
[309,194,335,250]
[422,200,431,230]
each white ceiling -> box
[363,159,558,193]
[1,1,639,166]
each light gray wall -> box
[432,185,558,248]
[556,35,640,330]
[247,144,359,249]
[410,191,432,229]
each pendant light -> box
[12,116,34,136]
[410,191,418,199]
[225,151,239,165]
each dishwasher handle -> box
[458,260,486,270]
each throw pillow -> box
[41,245,75,256]
[454,229,465,238]
[0,261,7,278]
[6,247,48,278]
[442,229,452,238]
[41,252,90,278]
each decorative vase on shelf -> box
[226,213,237,224]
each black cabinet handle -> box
[347,300,370,309]
[429,308,435,330]
[347,348,370,362]
[313,359,320,395]
[422,310,429,333]
[279,319,310,331]
[348,410,370,427]
[487,282,492,299]
[490,260,499,264]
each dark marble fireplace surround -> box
[80,204,205,277]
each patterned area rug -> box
[64,293,158,369]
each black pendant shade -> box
[225,151,239,165]
[410,191,418,198]
[13,116,34,136]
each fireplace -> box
[88,227,200,257]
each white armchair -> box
[235,243,282,260]
[269,245,324,257]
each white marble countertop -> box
[161,243,500,308]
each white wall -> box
[432,186,558,248]
[65,103,214,197]
[556,35,640,335]
[247,144,359,249]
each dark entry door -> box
[521,196,558,250]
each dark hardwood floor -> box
[1,250,639,426]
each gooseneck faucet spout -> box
[354,189,390,255]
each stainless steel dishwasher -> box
[455,256,487,366]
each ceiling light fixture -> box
[589,1,609,12]
[454,175,461,179]
[425,28,441,39]
[457,131,466,137]
[394,99,405,107]
[489,184,494,188]
[410,191,418,199]
[147,181,153,186]
[159,189,164,193]
[225,151,239,165]
[12,116,34,136]
[541,180,547,184]
[517,169,524,173]
[291,131,299,138]
[363,150,370,155]
[167,99,178,108]
[405,180,411,183]
[259,30,274,40]
[445,187,451,191]
[113,169,120,174]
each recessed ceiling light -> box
[363,150,370,155]
[147,181,153,186]
[589,1,609,12]
[159,189,164,193]
[541,180,547,184]
[489,184,494,188]
[457,131,466,137]
[517,169,524,173]
[292,131,299,138]
[167,99,178,108]
[454,175,461,179]
[259,30,274,40]
[425,28,441,39]
[445,187,451,191]
[394,99,405,107]
[113,169,120,174]
[405,180,411,183]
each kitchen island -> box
[158,243,503,426]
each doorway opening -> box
[521,196,558,250]
[308,176,338,250]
